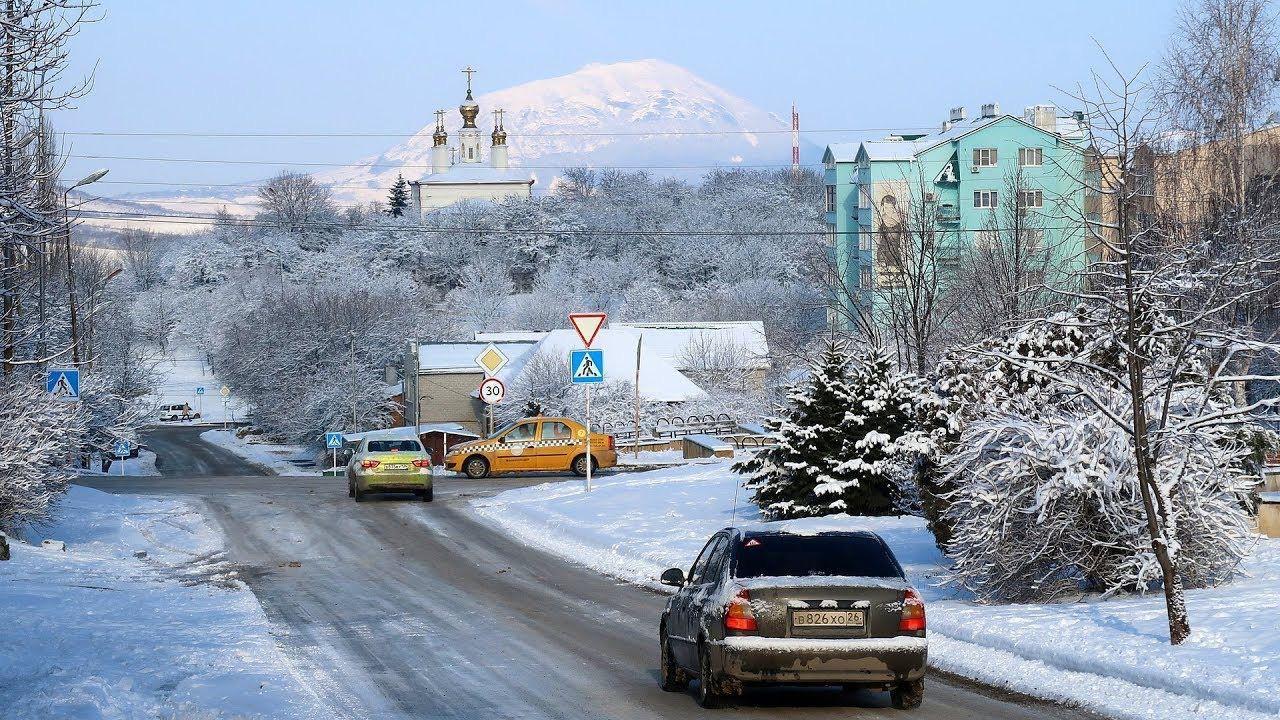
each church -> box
[408,68,536,215]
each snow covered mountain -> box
[93,59,814,228]
[315,59,814,202]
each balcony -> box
[935,205,961,223]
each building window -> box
[974,190,998,208]
[972,148,998,167]
[1023,228,1044,251]
[1019,147,1044,167]
[826,224,836,246]
[859,265,872,288]
[858,184,871,209]
[825,185,836,212]
[1017,190,1044,208]
[859,231,872,252]
[468,147,474,159]
[974,229,999,251]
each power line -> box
[69,153,825,170]
[60,126,936,139]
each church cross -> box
[461,65,476,96]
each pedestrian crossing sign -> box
[570,349,604,384]
[325,432,344,449]
[46,367,80,402]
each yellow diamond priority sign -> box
[475,343,509,377]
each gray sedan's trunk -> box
[736,577,911,640]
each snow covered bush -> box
[935,309,1264,603]
[0,375,81,536]
[735,341,943,519]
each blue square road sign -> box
[325,432,344,449]
[570,349,604,384]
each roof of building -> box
[823,142,861,163]
[491,327,706,403]
[416,341,537,372]
[412,164,535,186]
[830,111,1087,165]
[343,422,482,442]
[476,321,771,372]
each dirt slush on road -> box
[78,427,1103,720]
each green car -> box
[346,438,434,502]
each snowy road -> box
[80,436,1102,720]
[140,425,270,476]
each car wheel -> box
[353,485,366,502]
[571,454,593,477]
[422,487,434,502]
[347,481,354,498]
[463,456,489,479]
[659,624,689,692]
[890,679,924,710]
[697,639,722,708]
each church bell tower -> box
[458,66,483,164]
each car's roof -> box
[734,528,884,541]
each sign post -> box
[569,312,607,492]
[474,344,509,437]
[220,385,231,431]
[112,439,130,476]
[196,386,205,418]
[325,432,344,471]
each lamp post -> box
[62,168,108,366]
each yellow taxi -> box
[443,416,617,479]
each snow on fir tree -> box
[735,341,943,519]
[386,173,410,217]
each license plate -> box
[791,610,865,627]
[383,464,408,471]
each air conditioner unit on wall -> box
[971,165,980,173]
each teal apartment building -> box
[821,103,1090,324]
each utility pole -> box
[349,333,357,428]
[634,334,642,458]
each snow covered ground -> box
[146,351,248,426]
[472,460,1280,720]
[200,429,317,476]
[0,486,331,719]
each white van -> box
[157,403,199,422]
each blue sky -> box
[58,0,1179,195]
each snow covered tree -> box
[937,311,1266,605]
[832,346,946,515]
[735,340,856,520]
[387,173,409,217]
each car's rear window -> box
[733,534,903,579]
[367,440,422,453]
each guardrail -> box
[654,413,736,439]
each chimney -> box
[980,102,1001,119]
[942,120,953,133]
[1023,104,1057,131]
[949,106,966,122]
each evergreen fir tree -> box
[830,346,942,516]
[734,340,857,520]
[387,173,410,217]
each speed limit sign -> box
[479,377,506,405]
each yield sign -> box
[569,312,607,348]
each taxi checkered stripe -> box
[460,438,584,453]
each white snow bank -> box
[0,486,331,719]
[472,461,1280,720]
[200,429,317,476]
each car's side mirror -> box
[660,568,686,587]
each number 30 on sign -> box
[479,377,506,405]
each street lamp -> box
[63,168,109,365]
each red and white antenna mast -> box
[791,103,800,176]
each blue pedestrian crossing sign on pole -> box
[324,432,344,449]
[46,367,80,402]
[570,349,604,384]
[112,439,131,458]
[196,386,205,396]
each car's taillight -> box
[361,459,380,469]
[412,459,430,468]
[900,588,926,632]
[725,588,758,632]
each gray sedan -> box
[658,528,927,709]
